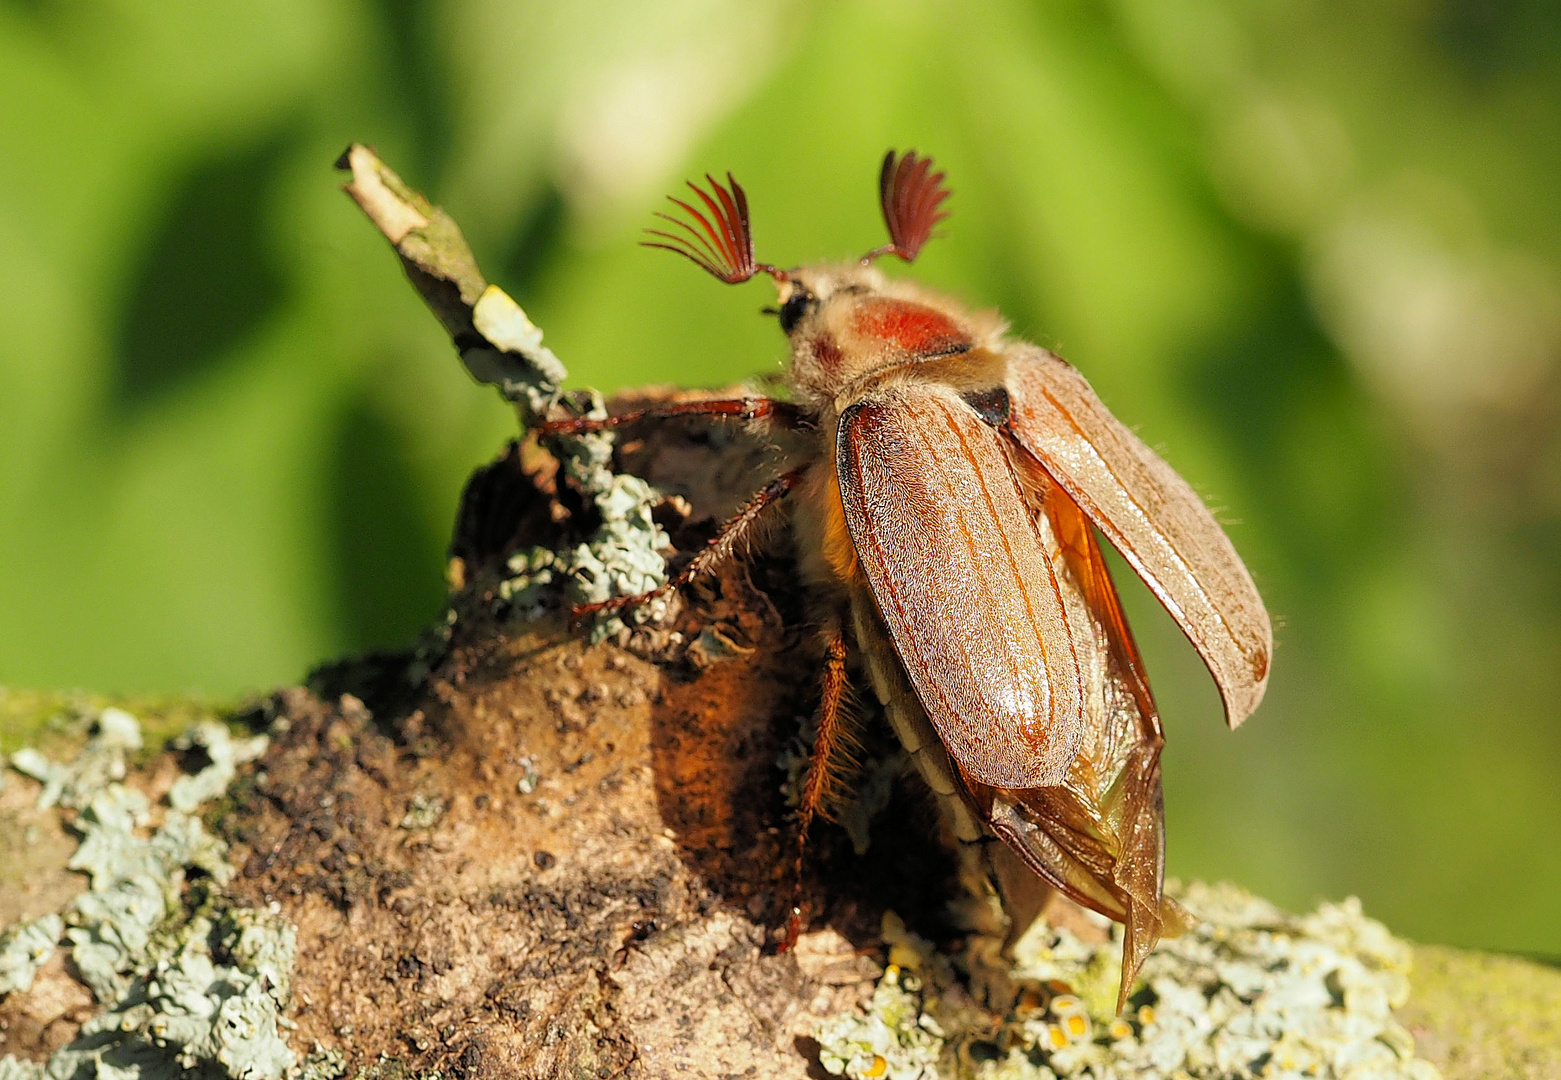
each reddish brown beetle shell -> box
[614,150,1274,1011]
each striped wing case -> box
[1003,344,1272,727]
[835,381,1087,789]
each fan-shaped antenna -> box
[643,173,784,283]
[863,149,951,263]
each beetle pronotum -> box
[543,151,1272,1010]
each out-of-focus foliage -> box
[1,1,1558,954]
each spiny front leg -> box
[570,468,802,623]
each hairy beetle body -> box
[546,152,1272,1010]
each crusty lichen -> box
[0,915,62,997]
[338,146,670,642]
[398,792,446,830]
[15,905,300,1080]
[1,711,300,1080]
[9,706,142,809]
[65,782,233,1004]
[471,291,670,641]
[817,883,1444,1080]
[817,963,948,1080]
[167,721,269,814]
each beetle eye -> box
[778,291,816,334]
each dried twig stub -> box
[337,144,669,637]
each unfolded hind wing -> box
[971,459,1191,1010]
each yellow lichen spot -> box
[1108,1018,1134,1041]
[1137,1005,1157,1026]
[863,1054,887,1078]
[1050,993,1083,1016]
[1063,1013,1091,1040]
[884,963,901,982]
[1045,979,1073,995]
[1044,1024,1069,1050]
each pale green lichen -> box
[686,625,756,667]
[460,284,670,641]
[398,793,445,830]
[779,730,907,859]
[64,782,231,1003]
[817,965,948,1080]
[0,914,63,996]
[31,906,299,1080]
[834,749,910,858]
[0,1057,41,1080]
[344,149,671,642]
[465,284,570,423]
[9,707,142,809]
[814,914,978,1080]
[817,883,1445,1080]
[2,711,300,1080]
[514,756,539,795]
[492,397,670,642]
[292,1045,347,1080]
[167,722,269,814]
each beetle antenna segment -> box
[642,172,786,284]
[864,149,951,264]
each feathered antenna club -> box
[643,173,784,284]
[865,149,951,263]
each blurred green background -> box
[2,0,1558,954]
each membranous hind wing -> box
[839,380,1190,1010]
[1003,343,1273,728]
[835,382,1086,788]
[969,451,1194,1011]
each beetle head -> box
[644,150,1002,404]
[776,265,998,402]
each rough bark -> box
[4,147,1558,1080]
[5,417,1559,1079]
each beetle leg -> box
[539,396,810,435]
[778,625,854,951]
[569,468,802,622]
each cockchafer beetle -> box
[542,151,1272,1010]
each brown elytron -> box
[542,150,1272,1010]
